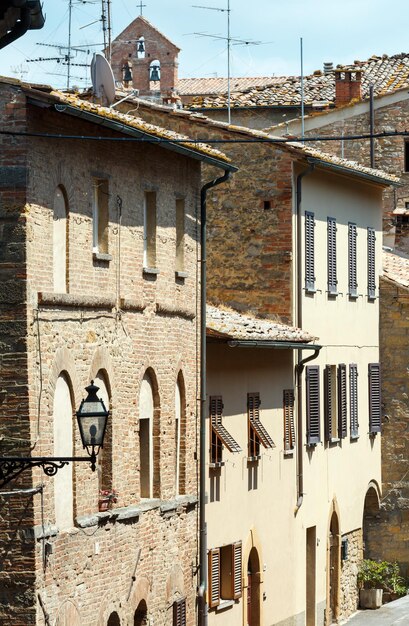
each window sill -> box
[143,267,160,276]
[216,600,235,612]
[350,435,360,441]
[327,291,338,298]
[93,251,112,263]
[283,449,294,457]
[329,437,340,445]
[305,288,317,295]
[175,270,188,280]
[247,455,261,463]
[209,461,225,469]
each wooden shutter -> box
[173,598,186,626]
[324,365,332,442]
[248,392,274,449]
[348,222,358,298]
[208,548,220,608]
[305,211,315,292]
[367,228,376,300]
[327,217,337,294]
[232,542,242,599]
[283,389,295,451]
[306,366,320,445]
[369,363,381,434]
[338,364,347,439]
[350,364,359,439]
[210,395,242,454]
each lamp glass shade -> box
[76,381,109,449]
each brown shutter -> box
[283,389,295,451]
[248,392,274,449]
[324,365,332,442]
[210,395,242,454]
[208,548,220,608]
[349,364,359,439]
[173,598,186,626]
[305,211,316,292]
[369,363,381,434]
[232,542,242,599]
[327,217,337,295]
[306,365,320,445]
[348,222,358,298]
[367,227,376,300]
[338,364,347,438]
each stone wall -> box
[0,86,202,625]
[339,528,363,622]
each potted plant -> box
[98,489,118,512]
[358,559,407,608]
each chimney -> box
[335,69,362,106]
[323,62,333,74]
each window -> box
[175,380,182,495]
[327,217,337,295]
[404,141,409,172]
[209,396,241,465]
[338,364,347,439]
[95,371,112,496]
[176,198,185,273]
[136,36,145,58]
[324,365,338,442]
[350,364,359,439]
[368,363,381,434]
[306,366,320,445]
[208,542,242,608]
[283,389,295,453]
[53,185,68,293]
[367,227,376,300]
[396,213,409,235]
[139,374,154,498]
[173,599,186,626]
[93,178,109,254]
[149,59,161,88]
[348,222,358,298]
[305,211,316,293]
[247,392,274,459]
[143,191,157,269]
[53,374,74,529]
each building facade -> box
[0,78,232,626]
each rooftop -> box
[206,304,315,343]
[383,249,409,289]
[184,52,409,109]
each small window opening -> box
[143,191,157,269]
[176,199,185,272]
[404,142,409,172]
[149,60,161,90]
[263,200,271,211]
[136,36,145,59]
[93,178,109,254]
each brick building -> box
[0,77,233,625]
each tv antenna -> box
[11,64,29,81]
[192,1,262,124]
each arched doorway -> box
[247,547,261,626]
[107,612,120,626]
[327,511,340,624]
[134,599,148,626]
[363,484,380,559]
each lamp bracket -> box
[0,456,92,488]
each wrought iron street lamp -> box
[0,381,109,488]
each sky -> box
[1,0,409,90]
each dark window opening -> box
[263,200,271,210]
[404,141,409,172]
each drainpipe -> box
[294,163,321,515]
[198,169,232,626]
[369,85,375,168]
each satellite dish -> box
[91,53,115,105]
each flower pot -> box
[359,588,383,609]
[98,498,110,512]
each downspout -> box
[198,169,232,626]
[294,163,320,515]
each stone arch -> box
[97,601,124,626]
[107,612,121,626]
[138,367,161,498]
[48,347,80,410]
[53,371,75,529]
[326,500,341,625]
[133,600,148,626]
[243,529,263,626]
[54,599,81,626]
[363,481,381,559]
[129,576,150,624]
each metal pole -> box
[107,0,112,63]
[101,0,107,54]
[369,84,375,168]
[300,37,304,138]
[227,0,231,124]
[67,0,72,89]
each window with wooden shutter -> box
[305,211,316,293]
[209,395,241,465]
[208,548,220,608]
[306,366,320,445]
[247,392,275,459]
[348,222,358,298]
[232,542,242,600]
[283,389,295,452]
[327,217,337,295]
[350,364,359,439]
[173,598,186,626]
[368,363,381,434]
[324,365,337,442]
[338,364,347,439]
[367,227,376,300]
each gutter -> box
[227,340,321,350]
[305,156,400,187]
[198,170,233,626]
[50,102,237,173]
[294,163,322,515]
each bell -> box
[137,40,145,54]
[123,65,133,83]
[150,65,160,82]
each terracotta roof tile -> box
[383,249,409,288]
[206,304,316,343]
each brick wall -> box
[0,87,202,625]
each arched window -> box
[95,370,112,497]
[107,612,121,626]
[134,600,148,626]
[139,371,160,499]
[175,373,186,496]
[149,60,161,90]
[53,373,74,529]
[53,185,68,293]
[136,36,145,59]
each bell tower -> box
[111,16,180,97]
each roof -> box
[206,304,315,343]
[185,52,409,109]
[112,15,180,52]
[383,249,409,289]
[22,86,234,170]
[178,76,278,96]
[0,0,45,50]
